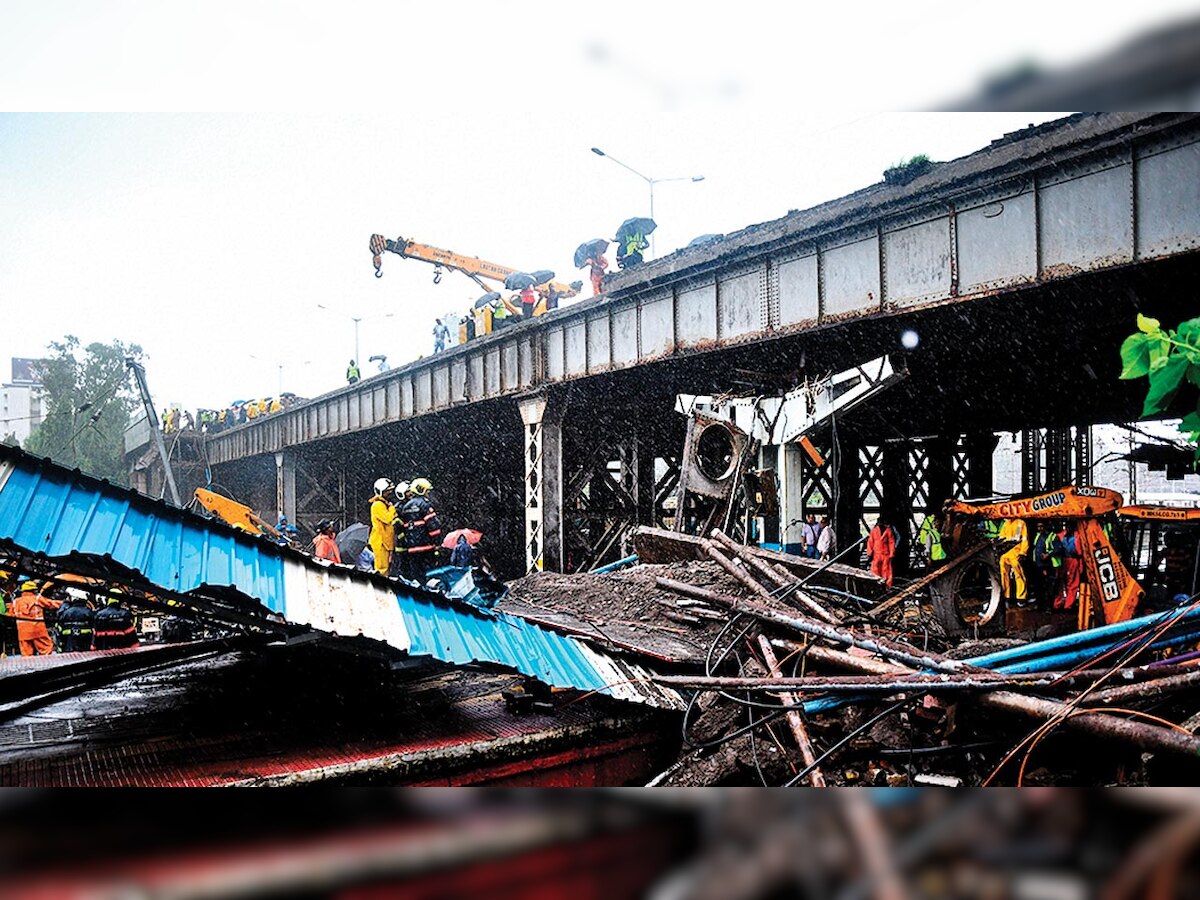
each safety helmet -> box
[395,480,410,497]
[411,477,433,496]
[19,580,41,592]
[373,477,392,494]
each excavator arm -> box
[370,233,582,299]
[195,488,280,539]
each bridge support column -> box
[275,451,296,526]
[777,443,807,553]
[833,434,863,562]
[881,442,913,577]
[518,395,564,574]
[965,431,998,497]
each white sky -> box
[2,1,1197,410]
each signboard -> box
[10,358,43,385]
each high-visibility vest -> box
[918,516,945,561]
[347,365,360,381]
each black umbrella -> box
[615,217,657,241]
[503,271,538,291]
[687,233,723,248]
[474,291,501,309]
[529,269,555,286]
[336,522,370,563]
[574,238,610,268]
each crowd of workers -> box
[0,574,139,658]
[162,395,302,435]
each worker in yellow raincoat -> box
[368,478,398,576]
[997,517,1029,604]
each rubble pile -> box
[517,528,1200,786]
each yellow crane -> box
[369,233,582,301]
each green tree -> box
[24,336,144,484]
[1119,313,1200,465]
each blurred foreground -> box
[2,789,1199,899]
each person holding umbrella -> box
[575,239,611,297]
[614,217,656,270]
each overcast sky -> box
[2,1,1196,410]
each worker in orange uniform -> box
[997,517,1030,605]
[1056,523,1082,610]
[586,253,608,297]
[313,520,342,564]
[368,478,398,576]
[12,581,61,656]
[866,517,897,588]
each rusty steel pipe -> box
[698,543,839,625]
[656,576,956,674]
[792,645,1200,762]
[756,634,825,786]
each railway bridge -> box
[135,112,1200,577]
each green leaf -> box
[1143,354,1191,417]
[1119,332,1152,379]
[1187,365,1200,388]
[1137,312,1161,334]
[1177,318,1200,364]
[1182,410,1200,435]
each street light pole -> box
[591,147,703,257]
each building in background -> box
[1,357,44,445]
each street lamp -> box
[249,354,312,395]
[591,147,704,256]
[315,305,395,366]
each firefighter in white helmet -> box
[367,477,397,576]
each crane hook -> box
[375,268,383,278]
[433,266,443,285]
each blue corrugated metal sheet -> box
[0,447,680,708]
[0,453,287,611]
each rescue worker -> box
[1031,521,1063,607]
[0,571,16,656]
[346,360,361,385]
[1057,523,1083,611]
[866,517,896,588]
[518,285,538,319]
[56,592,95,653]
[368,477,398,576]
[13,581,62,656]
[389,481,411,578]
[997,517,1030,605]
[399,477,443,583]
[313,520,342,564]
[586,253,608,297]
[917,510,946,565]
[94,593,138,650]
[491,297,512,332]
[616,231,648,269]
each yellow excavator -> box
[932,485,1144,638]
[194,488,282,540]
[369,233,583,312]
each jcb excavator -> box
[369,233,582,308]
[931,485,1143,638]
[194,488,282,540]
[1117,505,1200,606]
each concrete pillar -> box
[518,395,564,574]
[777,442,806,553]
[275,451,296,525]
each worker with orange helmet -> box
[12,580,62,656]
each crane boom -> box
[370,233,581,298]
